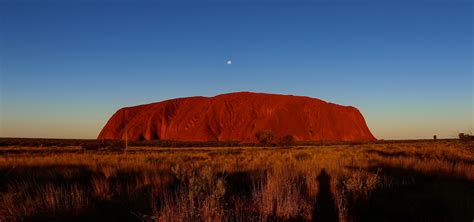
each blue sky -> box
[1,0,472,139]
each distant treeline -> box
[0,138,242,148]
[0,137,457,148]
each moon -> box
[227,60,232,65]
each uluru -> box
[98,92,376,142]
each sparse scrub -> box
[107,140,127,152]
[255,130,275,146]
[81,141,106,151]
[278,135,295,147]
[0,140,473,221]
[459,133,474,141]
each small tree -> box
[279,135,295,147]
[255,130,274,147]
[459,133,473,141]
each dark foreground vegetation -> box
[0,139,473,221]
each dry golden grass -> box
[0,140,473,221]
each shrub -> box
[107,140,127,152]
[81,141,105,151]
[293,151,311,161]
[255,130,274,146]
[459,133,473,141]
[278,135,295,147]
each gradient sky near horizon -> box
[0,0,472,140]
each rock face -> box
[98,92,376,142]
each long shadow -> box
[215,170,269,220]
[0,165,157,222]
[313,169,339,222]
[348,165,474,222]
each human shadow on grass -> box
[313,168,339,222]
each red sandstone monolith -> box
[98,92,376,142]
